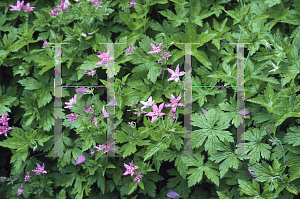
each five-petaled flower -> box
[64,94,77,109]
[84,105,94,114]
[167,64,185,82]
[32,163,47,175]
[123,160,138,176]
[147,43,163,55]
[83,67,96,77]
[165,94,184,113]
[22,2,35,12]
[140,96,155,110]
[0,111,13,137]
[161,51,170,60]
[168,112,177,121]
[9,0,24,11]
[57,0,70,10]
[66,113,78,122]
[158,58,163,63]
[145,102,165,123]
[24,172,31,182]
[129,0,137,7]
[133,171,143,182]
[16,184,23,196]
[95,49,117,68]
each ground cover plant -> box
[0,0,300,198]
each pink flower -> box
[133,104,147,117]
[95,49,117,68]
[75,155,86,165]
[90,147,95,156]
[22,3,35,12]
[128,121,135,127]
[168,112,177,121]
[64,94,77,109]
[201,108,209,119]
[158,58,163,63]
[125,44,134,56]
[167,190,181,198]
[106,99,117,107]
[16,184,23,196]
[75,87,90,96]
[145,102,165,123]
[85,31,95,35]
[41,40,49,49]
[157,68,163,76]
[248,167,257,178]
[123,160,138,176]
[57,33,59,38]
[49,8,62,16]
[0,111,10,125]
[140,96,155,110]
[102,105,108,117]
[31,163,47,175]
[147,43,163,55]
[89,116,97,127]
[57,0,70,10]
[129,0,137,7]
[0,122,13,137]
[9,0,24,11]
[7,177,18,185]
[94,0,103,8]
[99,141,118,153]
[161,51,170,60]
[66,113,78,122]
[165,94,185,113]
[84,105,94,114]
[167,64,185,82]
[83,67,96,77]
[24,172,31,182]
[237,110,250,115]
[133,171,143,182]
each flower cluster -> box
[9,0,35,12]
[123,160,143,182]
[0,111,13,137]
[49,0,69,16]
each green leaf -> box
[283,126,300,146]
[158,4,189,27]
[238,179,260,196]
[144,142,168,161]
[264,0,281,7]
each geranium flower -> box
[66,113,78,122]
[106,99,117,107]
[0,111,10,125]
[7,177,18,185]
[102,105,108,117]
[167,190,181,198]
[161,51,170,60]
[123,160,138,176]
[129,0,137,7]
[140,96,155,110]
[95,49,117,68]
[22,3,35,12]
[125,44,134,56]
[165,94,184,113]
[158,58,163,63]
[41,40,49,48]
[168,112,177,121]
[64,94,77,109]
[75,155,86,165]
[248,167,257,178]
[84,105,93,114]
[99,141,118,153]
[132,104,147,117]
[89,116,97,127]
[145,102,165,123]
[94,0,103,8]
[167,64,185,82]
[0,122,13,137]
[16,184,23,196]
[133,171,143,182]
[9,0,24,11]
[57,0,70,10]
[31,163,47,175]
[49,8,62,16]
[147,43,163,55]
[75,87,90,96]
[237,110,250,115]
[24,172,31,182]
[83,67,96,77]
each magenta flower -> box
[167,64,185,82]
[89,116,97,127]
[167,190,181,198]
[75,155,86,165]
[0,111,10,124]
[31,163,47,175]
[99,141,118,153]
[83,67,96,77]
[90,147,95,156]
[237,110,250,115]
[84,105,94,114]
[168,112,177,121]
[66,113,78,122]
[75,87,90,96]
[9,0,24,11]
[102,105,108,117]
[248,167,257,178]
[161,51,170,60]
[128,121,135,128]
[95,49,117,68]
[123,160,138,176]
[165,94,185,113]
[24,172,31,182]
[132,104,147,117]
[22,3,35,12]
[129,0,137,7]
[0,122,13,137]
[94,0,103,8]
[147,43,163,55]
[41,40,49,49]
[133,171,143,182]
[49,8,62,16]
[125,44,134,56]
[158,58,163,63]
[201,108,209,119]
[57,0,70,10]
[64,94,77,109]
[140,96,155,110]
[145,102,165,123]
[16,184,23,196]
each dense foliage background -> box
[1,0,300,198]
